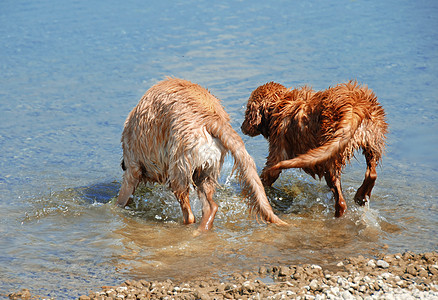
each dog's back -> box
[121,78,229,189]
[271,81,387,178]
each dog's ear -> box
[241,99,262,137]
[246,100,263,128]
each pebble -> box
[377,259,390,269]
[8,251,438,300]
[341,290,354,300]
[366,259,376,268]
[309,279,320,291]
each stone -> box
[423,252,437,264]
[366,260,376,268]
[139,279,150,288]
[106,289,117,298]
[8,289,32,300]
[309,279,321,291]
[315,294,325,300]
[429,265,438,276]
[341,290,354,300]
[194,289,210,300]
[406,265,417,276]
[242,280,255,292]
[376,259,389,269]
[116,286,128,294]
[279,266,291,276]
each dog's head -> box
[241,82,288,138]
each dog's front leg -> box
[260,165,282,187]
[260,146,286,186]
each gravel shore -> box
[9,251,438,299]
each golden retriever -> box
[117,78,286,231]
[241,81,388,217]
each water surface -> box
[1,0,437,298]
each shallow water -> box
[1,0,437,298]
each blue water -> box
[1,0,437,298]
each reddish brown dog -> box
[241,81,388,217]
[117,78,286,231]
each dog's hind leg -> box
[196,178,218,232]
[354,152,377,206]
[324,171,347,217]
[174,189,196,225]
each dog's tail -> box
[207,120,287,226]
[270,111,361,171]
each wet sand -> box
[10,251,437,299]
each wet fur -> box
[117,78,285,231]
[241,81,388,217]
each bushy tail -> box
[271,113,361,171]
[207,120,287,225]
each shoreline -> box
[10,251,437,299]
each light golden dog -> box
[117,78,285,231]
[241,81,388,217]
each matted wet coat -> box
[241,81,388,217]
[117,78,285,231]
